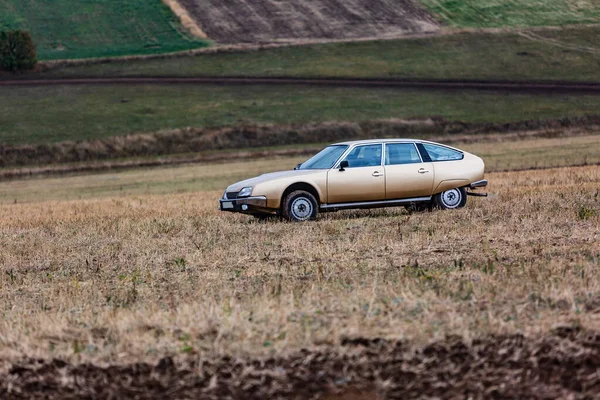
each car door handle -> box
[372,171,384,177]
[418,168,430,174]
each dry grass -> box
[0,164,599,365]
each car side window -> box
[421,143,464,161]
[342,144,382,168]
[385,143,421,165]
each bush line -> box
[1,115,600,168]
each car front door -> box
[384,143,434,199]
[327,144,385,204]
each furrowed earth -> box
[177,0,439,44]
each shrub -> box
[578,205,597,220]
[0,30,37,72]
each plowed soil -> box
[178,0,440,44]
[3,327,599,399]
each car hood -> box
[226,169,323,192]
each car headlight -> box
[238,187,253,198]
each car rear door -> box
[327,144,385,204]
[384,143,434,199]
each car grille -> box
[226,192,240,200]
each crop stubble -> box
[0,165,599,371]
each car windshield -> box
[298,145,349,170]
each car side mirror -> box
[294,164,302,170]
[339,160,349,171]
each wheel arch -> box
[433,179,470,195]
[281,182,321,209]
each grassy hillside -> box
[2,84,600,145]
[0,0,208,60]
[42,26,600,82]
[419,0,600,27]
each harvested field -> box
[1,144,599,396]
[1,164,599,358]
[178,0,439,44]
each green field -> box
[0,0,208,60]
[41,26,600,82]
[2,84,600,145]
[420,0,600,27]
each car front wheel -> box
[434,187,467,210]
[282,190,318,222]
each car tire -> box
[434,187,467,210]
[282,190,318,222]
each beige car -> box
[219,139,488,221]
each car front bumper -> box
[219,196,269,214]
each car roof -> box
[332,138,432,146]
[330,139,465,153]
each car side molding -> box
[321,196,432,210]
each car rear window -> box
[420,143,464,161]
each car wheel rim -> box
[291,197,313,220]
[442,189,462,208]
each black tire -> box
[434,187,467,210]
[282,190,318,222]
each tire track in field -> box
[2,76,600,93]
[518,31,600,54]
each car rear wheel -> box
[434,187,467,210]
[282,190,318,222]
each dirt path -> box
[2,76,600,93]
[518,31,600,54]
[2,327,598,399]
[161,0,208,39]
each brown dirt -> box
[177,0,440,44]
[2,327,599,399]
[2,115,600,170]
